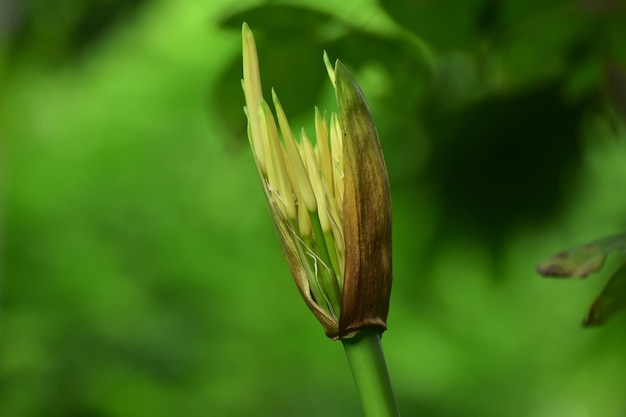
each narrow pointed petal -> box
[301,130,331,233]
[242,23,266,174]
[272,90,318,213]
[315,108,334,198]
[329,113,344,207]
[258,101,296,220]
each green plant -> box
[537,232,626,325]
[241,23,399,417]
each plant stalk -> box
[342,328,400,417]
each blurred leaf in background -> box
[537,232,626,325]
[3,0,149,66]
[2,0,626,417]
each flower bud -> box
[241,23,392,339]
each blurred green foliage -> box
[2,0,626,416]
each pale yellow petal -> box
[330,112,344,207]
[259,101,296,220]
[301,129,330,233]
[315,108,334,199]
[242,23,266,174]
[271,89,317,212]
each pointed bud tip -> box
[242,22,253,41]
[323,52,336,87]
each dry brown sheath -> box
[335,62,393,339]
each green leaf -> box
[537,232,626,326]
[585,260,626,326]
[536,233,626,278]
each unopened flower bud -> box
[242,23,392,339]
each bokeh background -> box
[2,0,626,416]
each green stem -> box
[342,329,401,417]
